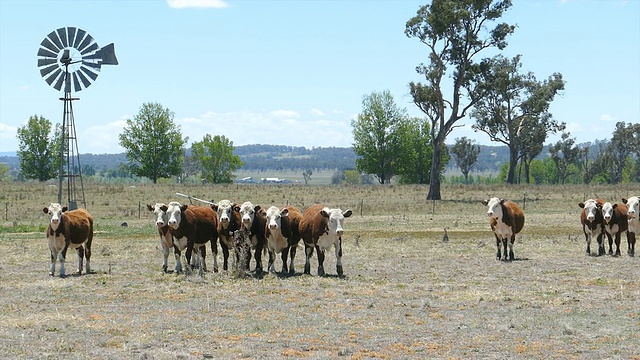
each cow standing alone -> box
[43,203,94,277]
[299,204,352,276]
[622,196,639,256]
[482,198,525,261]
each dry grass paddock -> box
[0,182,639,359]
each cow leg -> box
[316,245,326,276]
[335,237,344,276]
[49,250,56,276]
[161,244,170,273]
[508,236,515,261]
[614,233,621,257]
[288,245,297,275]
[77,246,85,275]
[254,243,263,276]
[173,245,183,273]
[501,238,509,262]
[267,249,276,274]
[628,232,636,257]
[59,246,69,278]
[304,244,314,275]
[185,242,194,271]
[85,235,92,274]
[585,233,591,255]
[210,239,219,273]
[596,233,605,256]
[221,243,230,271]
[495,235,502,260]
[200,245,207,272]
[281,247,289,274]
[606,232,614,255]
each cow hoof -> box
[317,267,325,277]
[337,266,343,276]
[49,272,54,277]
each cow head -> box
[622,196,639,221]
[601,202,618,224]
[166,201,187,230]
[579,199,601,222]
[147,203,168,228]
[482,197,505,221]
[212,200,234,229]
[266,206,288,231]
[239,201,260,230]
[320,207,352,237]
[43,203,66,230]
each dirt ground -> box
[0,184,639,359]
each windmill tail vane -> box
[37,27,118,93]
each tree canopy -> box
[16,115,61,181]
[451,137,480,184]
[118,102,187,183]
[191,134,243,184]
[405,0,515,199]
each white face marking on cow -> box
[166,201,183,230]
[214,200,233,228]
[322,207,352,238]
[239,201,255,229]
[266,206,285,231]
[150,203,168,228]
[601,202,614,224]
[44,203,64,230]
[582,199,599,222]
[484,197,504,221]
[626,196,639,221]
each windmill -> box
[37,27,118,210]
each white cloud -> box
[598,114,618,122]
[269,109,300,118]
[167,0,229,9]
[78,119,127,154]
[310,108,324,116]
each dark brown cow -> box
[265,205,303,275]
[481,197,525,261]
[211,200,242,272]
[238,201,268,276]
[601,201,628,257]
[43,203,94,277]
[299,204,352,276]
[165,202,219,274]
[578,198,606,255]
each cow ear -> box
[481,199,488,206]
[43,207,49,214]
[622,198,628,204]
[343,209,352,218]
[160,205,168,212]
[211,204,218,211]
[612,203,618,210]
[62,206,68,212]
[578,202,585,208]
[181,205,188,212]
[499,199,506,204]
[233,205,240,212]
[254,205,261,212]
[320,208,330,218]
[281,208,290,217]
[147,204,154,211]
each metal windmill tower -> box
[37,27,118,210]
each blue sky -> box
[0,0,638,154]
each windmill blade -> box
[52,71,66,91]
[39,63,60,78]
[75,70,93,90]
[77,34,95,53]
[67,27,77,48]
[81,60,101,70]
[80,42,99,56]
[48,29,64,51]
[39,37,61,56]
[37,47,58,59]
[37,58,57,67]
[66,74,73,93]
[57,28,69,48]
[72,73,83,92]
[78,65,99,81]
[44,67,62,86]
[73,28,87,48]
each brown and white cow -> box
[43,203,94,277]
[211,199,241,272]
[622,196,639,256]
[299,204,352,276]
[166,202,219,274]
[601,201,628,257]
[147,203,184,273]
[265,205,303,275]
[482,197,525,261]
[238,201,268,276]
[579,198,606,256]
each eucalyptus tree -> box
[549,132,580,184]
[608,121,640,183]
[119,102,187,183]
[405,0,515,199]
[450,137,480,184]
[471,55,565,184]
[16,115,62,181]
[351,90,408,184]
[191,134,243,184]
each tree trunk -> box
[506,143,518,184]
[524,159,531,184]
[427,142,443,200]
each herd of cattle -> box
[42,195,639,277]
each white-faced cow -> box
[265,205,303,275]
[211,199,241,272]
[601,201,628,257]
[43,203,94,277]
[481,198,525,261]
[166,202,219,273]
[299,204,352,276]
[622,196,639,256]
[147,203,184,273]
[579,198,606,256]
[238,201,268,275]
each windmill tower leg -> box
[58,91,86,210]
